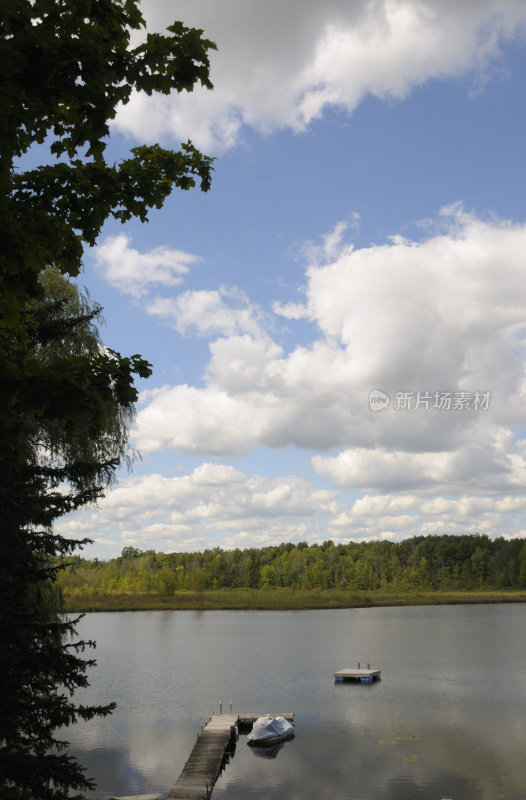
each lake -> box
[67,604,526,799]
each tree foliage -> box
[58,535,526,597]
[0,2,215,797]
[28,267,143,479]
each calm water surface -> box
[68,605,526,799]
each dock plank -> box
[167,729,233,800]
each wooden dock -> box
[166,712,294,800]
[334,667,381,684]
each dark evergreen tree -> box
[0,1,215,797]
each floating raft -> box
[166,712,294,800]
[334,668,381,684]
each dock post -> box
[229,700,232,713]
[219,700,222,714]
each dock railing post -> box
[229,700,232,713]
[219,700,222,715]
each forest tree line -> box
[57,534,526,597]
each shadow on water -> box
[248,739,291,760]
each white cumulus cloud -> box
[56,466,339,552]
[94,233,200,298]
[146,286,265,338]
[113,0,526,153]
[133,207,526,491]
[328,491,526,542]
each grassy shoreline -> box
[64,587,526,612]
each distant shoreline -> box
[64,588,526,612]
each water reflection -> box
[214,720,521,800]
[67,606,526,799]
[248,740,290,759]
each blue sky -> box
[57,0,526,557]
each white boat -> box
[247,715,295,747]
